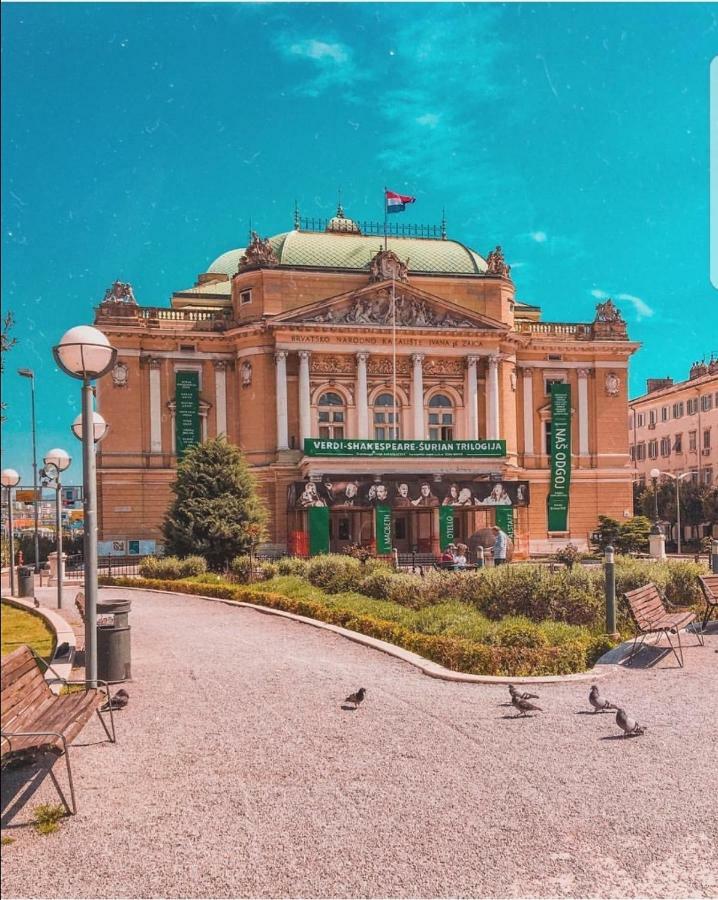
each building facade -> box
[93,208,638,556]
[629,360,718,489]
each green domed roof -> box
[207,230,488,277]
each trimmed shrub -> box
[258,562,278,581]
[276,557,309,577]
[491,617,548,649]
[139,555,183,580]
[306,554,363,593]
[359,570,395,600]
[230,555,253,583]
[180,555,207,578]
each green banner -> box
[175,371,200,457]
[548,383,571,531]
[304,438,506,458]
[439,505,455,550]
[495,507,514,539]
[308,506,330,555]
[375,505,392,555]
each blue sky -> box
[2,2,716,484]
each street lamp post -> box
[54,326,116,688]
[41,449,72,609]
[657,470,691,555]
[1,468,21,596]
[649,467,661,532]
[648,467,666,560]
[17,368,40,573]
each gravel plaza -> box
[1,585,716,899]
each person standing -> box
[491,525,509,566]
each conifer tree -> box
[162,438,267,570]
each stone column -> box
[298,351,312,444]
[486,355,500,439]
[522,367,534,455]
[577,368,590,457]
[356,352,370,438]
[412,353,425,440]
[149,358,162,453]
[214,361,227,438]
[466,355,479,440]
[275,351,289,451]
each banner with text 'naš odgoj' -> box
[548,383,571,532]
[175,371,201,458]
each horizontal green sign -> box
[304,438,506,458]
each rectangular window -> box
[690,469,699,484]
[704,428,712,450]
[630,445,636,462]
[703,466,714,485]
[240,290,252,306]
[673,401,684,418]
[661,406,669,422]
[636,442,646,461]
[636,413,645,428]
[689,430,697,451]
[701,394,713,412]
[660,437,671,457]
[544,421,552,455]
[544,377,565,395]
[687,398,698,415]
[428,412,454,441]
[648,439,658,459]
[674,433,683,453]
[648,409,657,426]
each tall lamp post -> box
[657,470,691,555]
[40,449,72,609]
[2,468,21,596]
[648,467,666,560]
[17,368,40,573]
[53,326,116,688]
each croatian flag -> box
[385,189,416,214]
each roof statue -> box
[592,298,628,340]
[369,249,409,284]
[238,232,279,270]
[102,281,137,305]
[485,246,511,278]
[594,299,624,324]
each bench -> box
[624,582,704,667]
[698,575,718,632]
[1,645,116,814]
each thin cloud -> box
[288,39,349,65]
[275,34,358,97]
[530,231,548,243]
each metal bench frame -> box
[624,582,704,667]
[698,575,718,633]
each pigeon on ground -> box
[589,684,618,713]
[508,684,539,701]
[54,642,70,658]
[511,694,542,717]
[615,707,647,736]
[344,687,366,709]
[101,688,129,712]
[33,597,40,608]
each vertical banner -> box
[308,506,330,556]
[375,505,392,554]
[548,383,572,531]
[175,371,200,457]
[439,505,455,550]
[495,506,514,539]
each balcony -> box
[96,302,234,332]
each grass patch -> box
[1,836,14,846]
[1,602,55,659]
[32,803,65,835]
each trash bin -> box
[17,566,34,598]
[96,598,132,683]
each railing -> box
[96,304,233,330]
[65,555,149,580]
[519,322,591,336]
[298,216,446,239]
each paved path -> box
[2,586,717,899]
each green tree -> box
[591,516,621,552]
[162,438,267,571]
[616,516,651,554]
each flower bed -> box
[99,575,614,676]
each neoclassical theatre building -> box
[94,207,638,557]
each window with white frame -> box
[673,401,684,418]
[427,394,454,441]
[543,420,552,455]
[374,392,401,439]
[317,391,345,439]
[704,428,712,450]
[689,430,697,451]
[648,409,657,426]
[703,466,714,485]
[636,442,646,461]
[648,439,658,459]
[661,406,669,422]
[544,376,566,395]
[636,412,645,428]
[674,433,683,453]
[687,397,698,415]
[701,394,713,412]
[660,436,671,457]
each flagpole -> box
[383,185,388,252]
[392,273,397,438]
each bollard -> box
[476,546,485,569]
[712,540,718,574]
[392,547,399,571]
[604,545,617,637]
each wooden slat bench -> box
[1,645,116,814]
[698,575,718,632]
[624,582,704,667]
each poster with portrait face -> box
[289,478,529,509]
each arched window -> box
[318,391,345,439]
[428,393,454,441]
[374,392,401,440]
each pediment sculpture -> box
[369,249,409,284]
[304,290,477,329]
[239,232,279,270]
[102,281,137,305]
[594,299,624,324]
[592,299,628,340]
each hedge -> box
[99,575,612,676]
